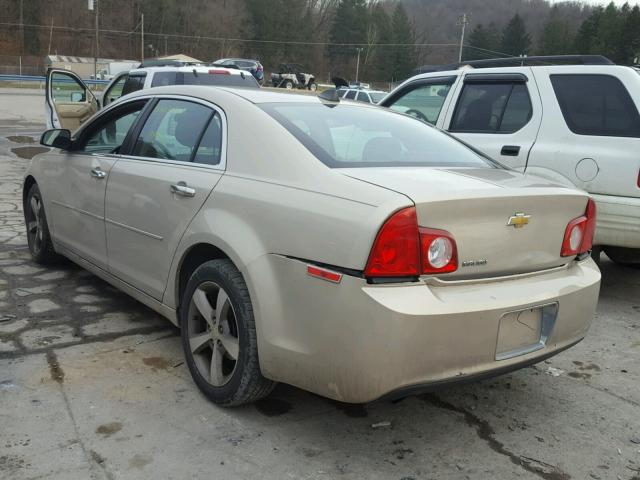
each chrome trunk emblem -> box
[507,212,531,228]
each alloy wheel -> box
[26,194,44,254]
[187,281,240,386]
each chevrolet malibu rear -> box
[234,99,601,404]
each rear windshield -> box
[260,103,497,168]
[152,71,259,88]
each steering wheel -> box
[404,109,430,122]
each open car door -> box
[45,68,99,130]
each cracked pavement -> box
[0,90,639,480]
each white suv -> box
[45,64,258,130]
[381,56,640,266]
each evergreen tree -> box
[328,0,368,75]
[593,2,623,61]
[619,5,640,64]
[538,8,574,55]
[390,3,416,81]
[574,7,603,54]
[369,3,393,81]
[500,14,531,56]
[464,23,500,60]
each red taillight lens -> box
[208,69,230,75]
[561,198,596,257]
[364,207,420,277]
[364,207,458,277]
[420,228,458,273]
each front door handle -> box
[501,145,521,156]
[90,168,106,179]
[170,182,196,197]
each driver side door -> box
[47,100,149,269]
[46,69,99,131]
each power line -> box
[0,22,458,48]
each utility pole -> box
[89,0,99,79]
[19,0,23,74]
[457,13,469,63]
[355,47,363,83]
[141,13,145,62]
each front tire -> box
[603,246,640,268]
[308,82,317,92]
[24,183,60,264]
[180,259,275,406]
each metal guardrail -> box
[0,74,110,85]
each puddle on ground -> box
[10,147,49,160]
[6,136,35,144]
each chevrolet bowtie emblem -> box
[507,212,531,228]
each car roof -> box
[123,85,381,107]
[407,64,635,82]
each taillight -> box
[208,69,230,75]
[364,207,420,277]
[561,198,596,257]
[364,207,458,278]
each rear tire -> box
[284,80,294,90]
[603,246,640,268]
[24,183,60,265]
[308,82,317,92]
[180,259,276,406]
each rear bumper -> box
[251,255,601,404]
[592,193,640,248]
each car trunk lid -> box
[341,167,590,279]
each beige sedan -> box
[24,81,601,405]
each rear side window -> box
[450,82,532,133]
[132,99,212,162]
[151,72,178,87]
[180,72,259,88]
[122,74,146,96]
[193,114,223,165]
[356,91,371,103]
[551,74,640,137]
[344,90,357,100]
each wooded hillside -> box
[1,0,638,83]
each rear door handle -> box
[90,168,106,179]
[170,182,196,197]
[501,145,521,156]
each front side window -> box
[78,101,146,154]
[551,74,640,137]
[51,72,87,103]
[122,74,147,96]
[388,82,453,125]
[132,99,212,162]
[450,82,532,133]
[261,103,497,169]
[344,90,357,100]
[103,74,128,106]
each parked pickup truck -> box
[380,55,640,266]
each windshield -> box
[369,92,386,103]
[260,103,498,168]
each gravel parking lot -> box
[0,90,639,480]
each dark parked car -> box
[212,58,264,84]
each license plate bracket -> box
[495,303,558,361]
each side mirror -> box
[40,129,72,150]
[70,91,85,102]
